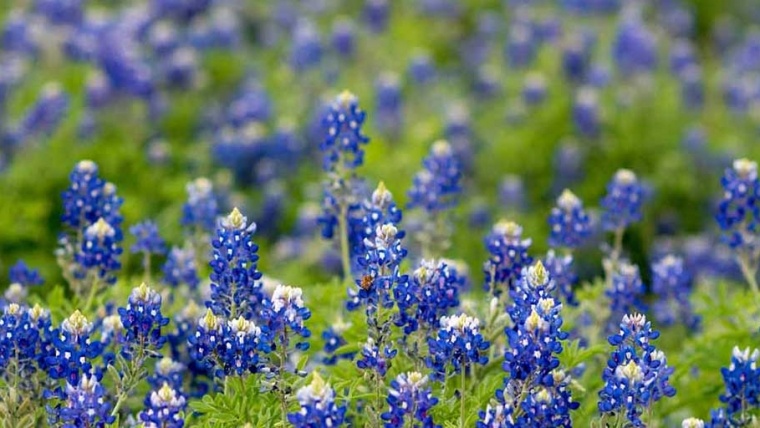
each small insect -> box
[360,275,373,291]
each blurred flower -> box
[483,220,533,295]
[601,169,645,231]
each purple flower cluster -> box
[382,372,439,428]
[491,261,578,427]
[162,245,200,289]
[394,259,464,334]
[46,373,115,428]
[263,284,312,353]
[651,255,700,330]
[707,347,760,426]
[289,373,347,428]
[130,221,166,255]
[483,220,533,296]
[182,178,218,234]
[426,313,489,379]
[548,189,592,249]
[117,283,170,360]
[321,91,369,171]
[46,310,103,385]
[139,383,187,428]
[407,140,462,215]
[189,309,271,378]
[601,169,646,232]
[599,314,676,426]
[208,208,266,320]
[606,262,646,330]
[716,159,760,252]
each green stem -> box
[338,203,352,283]
[83,275,100,313]
[143,251,152,284]
[459,368,466,428]
[110,347,146,420]
[737,253,760,296]
[279,330,289,428]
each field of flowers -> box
[0,0,759,427]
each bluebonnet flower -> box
[139,383,187,428]
[553,141,585,189]
[0,304,40,377]
[167,301,210,397]
[477,402,515,427]
[9,260,44,287]
[374,73,403,137]
[612,12,658,78]
[483,220,533,296]
[606,262,646,330]
[35,0,84,25]
[359,182,403,247]
[321,318,355,365]
[1,11,39,55]
[148,357,185,390]
[99,313,123,346]
[573,87,600,138]
[504,22,537,69]
[543,250,578,306]
[117,283,170,360]
[7,82,69,148]
[47,310,103,385]
[494,262,578,426]
[130,221,166,254]
[561,32,594,84]
[679,64,704,109]
[522,72,547,106]
[408,52,436,85]
[382,372,439,428]
[352,223,408,312]
[407,140,462,214]
[61,160,123,230]
[182,177,218,233]
[28,304,54,372]
[682,418,705,428]
[357,336,398,378]
[263,284,312,352]
[499,175,526,212]
[321,91,370,171]
[75,218,123,284]
[548,189,592,249]
[709,346,760,426]
[189,309,270,378]
[601,169,646,232]
[290,19,323,72]
[364,0,390,33]
[651,255,700,329]
[46,373,115,427]
[208,208,266,320]
[162,245,200,289]
[716,159,760,253]
[426,313,489,379]
[707,408,731,427]
[394,259,464,335]
[331,19,355,58]
[599,314,676,426]
[289,372,347,427]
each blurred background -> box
[1,0,760,289]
